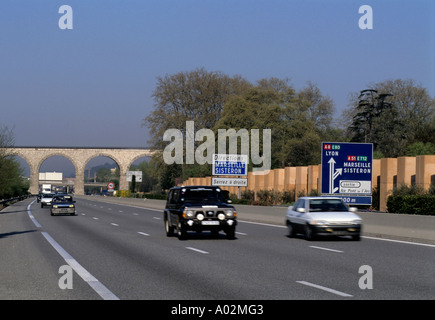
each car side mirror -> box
[227,199,232,204]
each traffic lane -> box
[34,199,359,299]
[194,221,435,299]
[31,198,435,300]
[32,199,319,299]
[31,200,224,299]
[0,199,101,300]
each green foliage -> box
[216,78,337,168]
[345,79,435,157]
[0,156,30,199]
[0,125,29,199]
[386,184,435,215]
[406,142,435,156]
[142,69,435,189]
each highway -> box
[1,197,434,301]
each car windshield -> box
[52,195,73,202]
[42,194,54,198]
[180,188,225,203]
[309,199,348,212]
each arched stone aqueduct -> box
[7,147,153,195]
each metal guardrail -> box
[0,195,32,210]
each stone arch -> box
[127,153,152,170]
[37,152,79,176]
[83,153,122,172]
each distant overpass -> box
[4,147,154,195]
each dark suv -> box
[164,186,237,240]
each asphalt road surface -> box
[1,197,434,300]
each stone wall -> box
[181,155,435,211]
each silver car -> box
[286,197,362,241]
[40,193,55,208]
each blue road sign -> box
[321,142,373,205]
[212,154,248,176]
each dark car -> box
[164,186,237,240]
[50,194,76,216]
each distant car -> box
[50,194,76,216]
[40,193,55,208]
[164,186,237,240]
[286,197,362,241]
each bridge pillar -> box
[118,164,129,191]
[75,170,85,195]
[29,164,39,195]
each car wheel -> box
[177,220,187,240]
[211,229,219,238]
[305,224,315,241]
[287,221,295,238]
[352,234,361,241]
[226,227,236,240]
[165,216,175,237]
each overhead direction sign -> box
[212,154,248,176]
[321,142,373,205]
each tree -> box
[143,68,252,186]
[215,78,336,167]
[344,79,435,157]
[143,67,251,150]
[0,125,29,199]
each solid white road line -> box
[137,232,150,236]
[362,236,435,248]
[27,201,42,228]
[82,199,435,248]
[296,280,353,297]
[110,223,119,226]
[41,232,119,300]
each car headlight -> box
[217,213,226,221]
[310,220,328,225]
[183,210,194,218]
[224,209,235,217]
[196,213,204,221]
[69,204,74,208]
[352,219,362,225]
[53,205,58,208]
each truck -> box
[42,184,52,194]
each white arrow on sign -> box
[328,157,342,194]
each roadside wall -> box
[180,155,435,212]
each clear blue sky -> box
[1,0,434,148]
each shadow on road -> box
[0,229,38,239]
